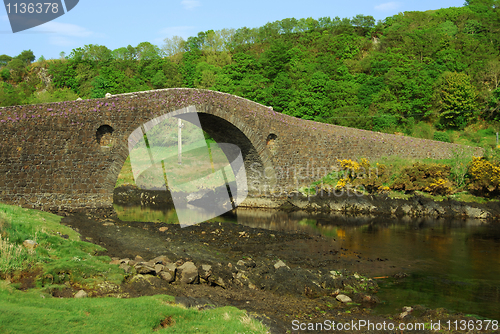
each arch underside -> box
[110,108,276,208]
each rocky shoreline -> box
[113,185,500,221]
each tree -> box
[151,70,167,89]
[435,72,478,129]
[483,59,500,89]
[6,58,26,82]
[37,55,46,62]
[90,76,112,98]
[0,82,21,106]
[59,51,66,60]
[136,42,163,60]
[162,36,186,58]
[15,50,35,65]
[0,54,12,67]
[68,44,113,62]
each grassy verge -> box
[0,282,267,333]
[0,203,269,334]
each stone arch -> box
[106,104,277,201]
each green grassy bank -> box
[0,203,268,334]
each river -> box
[114,203,500,320]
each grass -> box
[0,283,268,333]
[117,139,236,193]
[0,203,269,334]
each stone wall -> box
[0,88,482,211]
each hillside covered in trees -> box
[1,0,499,137]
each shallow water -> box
[114,204,500,319]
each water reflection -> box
[113,204,500,319]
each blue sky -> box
[2,0,466,60]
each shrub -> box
[334,158,389,194]
[392,162,454,195]
[467,156,500,197]
[433,131,451,142]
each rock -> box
[237,260,246,266]
[159,271,174,283]
[76,97,82,101]
[465,206,489,219]
[119,263,132,273]
[336,294,352,303]
[74,290,88,298]
[399,311,409,319]
[105,93,112,98]
[135,263,156,275]
[159,227,168,232]
[23,240,38,249]
[177,262,198,284]
[109,259,121,265]
[199,264,212,280]
[151,256,171,265]
[154,264,164,275]
[134,255,144,262]
[274,260,289,270]
[248,283,258,290]
[103,222,114,226]
[403,306,413,312]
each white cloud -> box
[181,0,201,10]
[33,21,92,37]
[159,26,196,39]
[374,2,401,11]
[48,36,78,47]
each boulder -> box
[151,255,171,265]
[177,262,198,284]
[336,294,352,303]
[199,264,212,280]
[22,240,38,249]
[159,271,174,283]
[74,290,88,298]
[274,260,289,270]
[135,263,156,275]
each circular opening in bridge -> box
[266,133,277,145]
[96,125,114,146]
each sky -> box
[1,0,467,60]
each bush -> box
[467,156,500,197]
[392,163,454,195]
[334,158,389,194]
[433,131,451,142]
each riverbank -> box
[1,201,498,333]
[113,185,500,221]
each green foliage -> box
[435,72,478,129]
[433,131,451,142]
[0,82,21,106]
[151,70,167,89]
[27,88,79,104]
[0,68,10,81]
[392,163,454,195]
[6,58,26,83]
[0,54,12,67]
[15,50,35,65]
[90,76,112,98]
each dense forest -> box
[1,0,499,137]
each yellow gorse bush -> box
[467,156,500,195]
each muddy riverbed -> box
[58,205,497,334]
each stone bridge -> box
[0,88,475,211]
